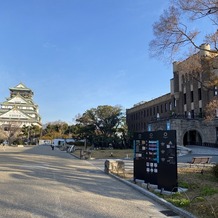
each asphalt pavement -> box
[0,145,185,218]
[1,144,217,218]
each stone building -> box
[126,44,218,146]
[0,83,42,130]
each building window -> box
[214,86,218,96]
[198,88,202,100]
[191,110,194,118]
[199,108,202,118]
[153,107,156,116]
[165,103,168,112]
[191,91,194,102]
[216,127,218,143]
[169,102,172,111]
[184,93,186,104]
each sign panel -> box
[133,130,178,192]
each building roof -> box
[9,82,33,93]
[0,106,32,120]
[127,93,171,113]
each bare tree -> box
[177,0,218,22]
[150,0,218,119]
[0,121,22,145]
[205,99,218,120]
[149,0,218,62]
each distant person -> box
[51,145,54,150]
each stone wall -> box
[148,118,218,146]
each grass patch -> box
[73,146,134,159]
[90,149,134,159]
[172,167,218,218]
[200,185,218,196]
[167,198,190,207]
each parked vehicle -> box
[39,140,51,145]
[52,139,65,147]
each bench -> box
[188,156,212,167]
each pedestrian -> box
[51,145,54,150]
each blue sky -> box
[0,0,173,124]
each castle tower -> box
[0,83,42,129]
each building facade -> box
[126,44,218,146]
[0,83,42,130]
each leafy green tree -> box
[76,105,125,148]
[116,116,132,148]
[42,121,69,139]
[20,124,42,144]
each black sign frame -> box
[133,130,178,192]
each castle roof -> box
[9,82,33,93]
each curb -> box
[106,172,196,218]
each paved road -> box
[177,145,218,163]
[0,145,180,218]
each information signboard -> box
[133,130,178,192]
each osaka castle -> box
[0,83,42,129]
